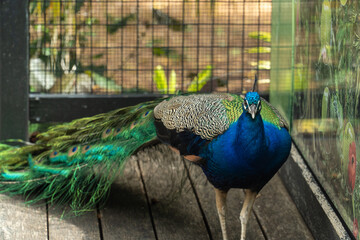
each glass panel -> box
[270,0,294,125]
[271,0,360,237]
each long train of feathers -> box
[0,99,162,214]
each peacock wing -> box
[260,98,289,130]
[153,93,244,157]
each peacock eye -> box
[68,146,79,156]
[81,145,92,153]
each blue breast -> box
[199,112,291,191]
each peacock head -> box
[243,92,261,119]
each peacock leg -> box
[215,188,229,240]
[240,189,257,240]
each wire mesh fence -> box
[29,0,271,95]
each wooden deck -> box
[0,145,313,240]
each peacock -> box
[0,79,291,240]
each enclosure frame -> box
[0,0,29,141]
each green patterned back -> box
[222,94,244,123]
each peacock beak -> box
[248,105,257,119]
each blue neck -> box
[235,111,267,161]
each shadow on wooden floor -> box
[0,144,313,240]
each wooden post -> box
[0,0,29,141]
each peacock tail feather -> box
[0,99,162,214]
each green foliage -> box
[147,39,182,60]
[320,0,331,48]
[250,61,270,70]
[153,66,176,94]
[246,47,271,54]
[85,17,99,26]
[75,0,86,13]
[153,65,212,93]
[30,0,50,14]
[152,47,181,60]
[169,70,177,94]
[153,66,167,93]
[107,14,136,34]
[248,32,271,43]
[78,64,106,76]
[153,9,187,32]
[146,39,164,47]
[187,65,213,92]
[93,53,104,59]
[85,71,122,92]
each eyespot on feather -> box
[102,128,113,139]
[114,127,122,136]
[130,121,138,130]
[50,151,59,159]
[68,146,79,157]
[142,111,151,118]
[81,145,91,153]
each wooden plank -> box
[0,195,47,239]
[48,206,100,240]
[253,174,314,240]
[137,145,210,240]
[101,160,156,240]
[187,163,265,240]
[279,146,350,240]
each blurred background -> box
[29,0,271,95]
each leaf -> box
[145,39,164,47]
[107,14,136,34]
[30,0,39,14]
[248,32,271,43]
[152,47,180,59]
[51,0,61,19]
[250,61,271,70]
[246,47,271,54]
[93,53,104,59]
[77,64,106,76]
[75,0,86,13]
[320,0,331,47]
[86,17,99,25]
[85,71,122,92]
[153,65,168,94]
[41,0,51,13]
[187,65,212,92]
[42,47,51,56]
[169,70,177,94]
[231,48,241,56]
[153,9,187,32]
